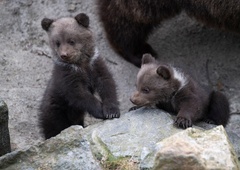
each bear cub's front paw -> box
[174,116,192,129]
[102,104,120,119]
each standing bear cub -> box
[39,13,120,139]
[130,54,230,128]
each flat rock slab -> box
[91,108,182,159]
[0,126,101,170]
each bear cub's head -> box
[130,54,182,107]
[41,13,95,65]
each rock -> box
[0,99,11,156]
[0,108,190,169]
[91,108,182,161]
[196,120,240,161]
[68,3,76,12]
[143,126,240,170]
[0,108,239,170]
[0,126,101,170]
[225,114,240,160]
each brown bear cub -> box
[97,0,240,67]
[39,13,120,139]
[130,54,230,128]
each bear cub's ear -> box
[75,13,89,28]
[41,18,54,31]
[157,65,171,80]
[141,53,155,65]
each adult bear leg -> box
[102,16,157,67]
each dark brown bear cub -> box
[39,13,120,139]
[130,54,230,128]
[97,0,240,67]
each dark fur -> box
[130,54,230,128]
[39,13,120,139]
[97,0,240,67]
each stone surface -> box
[0,109,239,170]
[0,99,11,156]
[89,108,240,168]
[0,126,101,170]
[149,126,239,170]
[91,108,182,161]
[225,114,240,159]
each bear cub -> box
[39,13,120,139]
[130,54,230,128]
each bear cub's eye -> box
[141,87,150,94]
[56,40,60,47]
[68,39,75,46]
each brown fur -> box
[97,0,240,67]
[130,54,230,128]
[39,13,120,139]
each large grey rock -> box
[91,108,240,163]
[142,126,240,170]
[0,126,101,170]
[90,108,240,169]
[0,99,11,156]
[91,108,182,161]
[0,108,239,170]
